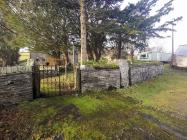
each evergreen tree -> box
[1,0,182,63]
[0,0,24,66]
[86,0,123,61]
[110,0,182,60]
[7,0,80,64]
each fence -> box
[0,66,32,76]
[32,65,81,98]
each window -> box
[140,54,147,59]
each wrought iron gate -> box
[32,65,80,98]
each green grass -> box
[16,93,179,140]
[118,65,187,117]
[40,72,76,94]
[84,59,161,69]
[1,65,187,139]
[131,60,162,65]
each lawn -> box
[118,65,187,118]
[40,72,76,94]
[1,65,187,140]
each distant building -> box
[20,50,74,66]
[173,44,187,68]
[19,48,76,66]
[137,52,171,62]
[20,52,62,66]
[19,52,30,62]
[29,52,62,66]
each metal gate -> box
[32,65,80,98]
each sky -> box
[121,0,187,53]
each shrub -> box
[83,59,119,69]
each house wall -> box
[30,52,59,66]
[30,52,47,65]
[46,55,59,66]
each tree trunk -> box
[130,46,134,62]
[117,33,122,59]
[86,44,94,60]
[80,0,87,64]
[64,50,70,65]
[94,48,101,62]
[92,33,104,61]
[2,59,7,67]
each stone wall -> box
[81,62,164,92]
[0,73,33,105]
[0,62,164,104]
[118,60,129,87]
[130,64,164,85]
[81,69,121,92]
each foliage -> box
[1,0,182,64]
[83,59,119,69]
[0,45,20,66]
[130,60,162,65]
[0,0,28,65]
[84,0,182,61]
[108,0,182,60]
[86,0,123,61]
[6,0,80,64]
[0,14,19,66]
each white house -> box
[137,51,171,62]
[173,44,187,68]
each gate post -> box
[32,65,40,98]
[74,65,81,94]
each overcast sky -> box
[121,0,187,53]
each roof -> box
[175,44,187,56]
